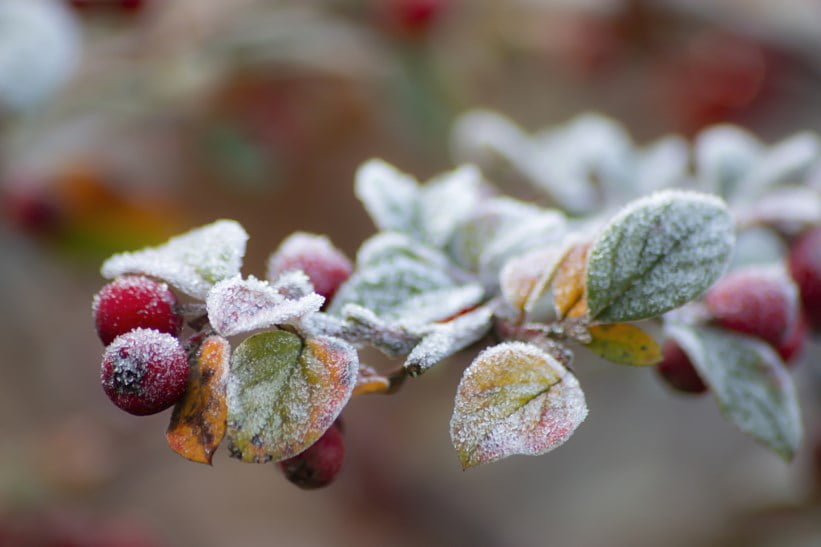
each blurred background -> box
[2,0,821,545]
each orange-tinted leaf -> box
[226,331,358,463]
[584,324,662,366]
[166,336,230,464]
[353,364,392,395]
[450,342,588,469]
[552,243,590,318]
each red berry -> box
[268,233,352,304]
[93,275,183,346]
[657,340,707,394]
[100,329,188,416]
[705,267,798,347]
[789,227,821,330]
[376,0,448,38]
[69,0,146,12]
[278,422,344,490]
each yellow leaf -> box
[552,242,590,318]
[585,324,662,366]
[166,336,230,465]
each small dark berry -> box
[789,227,821,330]
[101,329,188,415]
[656,340,707,394]
[705,267,798,347]
[278,422,344,489]
[268,233,352,304]
[93,275,183,346]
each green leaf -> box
[450,342,587,469]
[226,331,358,463]
[355,159,419,234]
[666,322,802,461]
[584,324,661,366]
[330,250,483,326]
[586,191,734,322]
[101,219,248,299]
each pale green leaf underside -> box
[586,191,734,322]
[666,322,802,461]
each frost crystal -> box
[102,220,249,300]
[405,306,493,376]
[206,275,324,337]
[586,190,735,322]
[450,342,588,468]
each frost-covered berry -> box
[789,227,821,330]
[268,233,352,304]
[704,267,798,347]
[100,329,188,416]
[93,275,183,346]
[278,422,344,490]
[656,340,707,394]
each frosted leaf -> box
[450,342,587,469]
[299,306,421,357]
[206,276,324,337]
[695,125,761,198]
[0,0,80,111]
[355,159,419,234]
[745,133,821,198]
[356,232,454,272]
[586,191,734,323]
[417,164,485,247]
[404,306,493,376]
[166,335,230,465]
[226,331,358,463]
[450,110,527,167]
[666,323,802,461]
[102,220,249,300]
[737,187,821,229]
[499,244,567,315]
[448,197,566,285]
[479,209,566,285]
[635,136,689,195]
[329,253,483,325]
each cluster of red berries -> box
[658,227,821,394]
[92,235,353,488]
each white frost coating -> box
[0,0,80,111]
[354,159,419,233]
[586,190,735,322]
[450,342,588,468]
[418,164,484,247]
[404,306,493,376]
[393,283,485,327]
[101,220,248,300]
[666,323,802,461]
[356,232,453,272]
[269,270,315,300]
[206,275,324,337]
[635,136,689,195]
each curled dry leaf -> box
[450,342,587,469]
[166,336,230,465]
